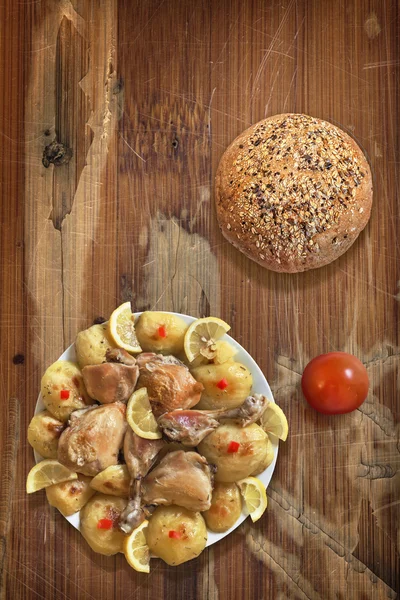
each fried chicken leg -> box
[118,429,165,534]
[158,394,268,446]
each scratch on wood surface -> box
[268,49,295,60]
[207,87,217,134]
[211,4,245,74]
[283,67,298,112]
[251,0,297,101]
[372,499,400,515]
[120,133,146,162]
[363,60,400,70]
[129,0,167,45]
[158,87,252,126]
[263,68,281,116]
[3,570,44,600]
[5,558,77,600]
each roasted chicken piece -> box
[106,348,136,365]
[82,348,139,404]
[217,393,268,425]
[142,450,213,511]
[135,353,183,368]
[137,355,204,417]
[118,429,165,534]
[58,403,127,476]
[158,394,268,446]
[158,410,220,446]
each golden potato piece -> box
[203,482,242,533]
[46,474,95,516]
[80,494,128,555]
[251,436,274,476]
[75,324,116,368]
[135,312,188,355]
[90,465,130,497]
[212,341,238,364]
[192,362,253,410]
[198,423,269,482]
[147,505,207,566]
[41,361,94,422]
[27,410,65,459]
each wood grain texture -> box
[0,0,399,598]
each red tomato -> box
[301,352,369,415]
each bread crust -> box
[215,114,373,272]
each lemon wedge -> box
[90,464,130,497]
[126,388,162,440]
[260,402,289,441]
[108,302,142,353]
[184,317,230,363]
[26,459,77,494]
[123,520,150,573]
[237,477,268,522]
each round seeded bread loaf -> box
[215,113,373,272]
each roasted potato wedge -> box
[27,410,65,458]
[46,474,95,516]
[198,423,270,482]
[192,362,253,410]
[146,505,207,566]
[80,494,128,555]
[203,482,242,533]
[135,312,188,355]
[251,435,274,475]
[90,465,130,497]
[75,324,116,368]
[41,360,94,422]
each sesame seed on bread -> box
[215,113,373,273]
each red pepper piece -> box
[216,378,228,390]
[97,518,113,530]
[60,389,70,400]
[227,441,240,453]
[158,325,167,338]
[168,530,182,539]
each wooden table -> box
[1,0,399,598]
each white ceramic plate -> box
[35,311,278,549]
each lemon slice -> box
[108,302,142,353]
[237,477,268,522]
[123,520,150,573]
[260,402,289,441]
[184,317,230,363]
[126,388,162,440]
[26,459,77,494]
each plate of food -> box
[27,305,288,571]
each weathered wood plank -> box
[0,0,398,598]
